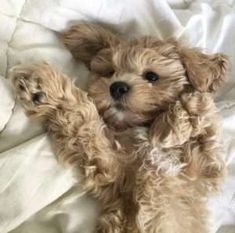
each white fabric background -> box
[0,0,235,232]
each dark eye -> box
[143,71,159,82]
[104,70,115,78]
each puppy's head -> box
[89,40,228,130]
[89,39,187,130]
[62,24,228,130]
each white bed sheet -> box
[0,0,235,232]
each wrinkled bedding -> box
[0,0,235,232]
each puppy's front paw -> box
[9,63,64,117]
[150,101,193,148]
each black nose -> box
[110,81,130,100]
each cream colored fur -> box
[9,22,229,233]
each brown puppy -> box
[9,23,228,233]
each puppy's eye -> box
[143,71,159,82]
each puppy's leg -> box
[9,62,119,183]
[150,101,193,148]
[150,92,224,190]
[183,126,225,193]
[10,63,125,232]
[180,92,225,191]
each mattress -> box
[0,0,235,232]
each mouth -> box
[103,104,151,131]
[103,106,127,131]
[113,101,127,111]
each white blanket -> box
[0,0,235,232]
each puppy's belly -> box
[134,146,208,233]
[113,127,208,233]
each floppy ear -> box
[90,48,114,76]
[180,48,229,92]
[60,22,122,71]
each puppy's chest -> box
[114,127,185,176]
[114,127,150,156]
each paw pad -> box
[32,92,45,104]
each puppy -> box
[9,23,228,233]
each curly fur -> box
[9,22,229,233]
